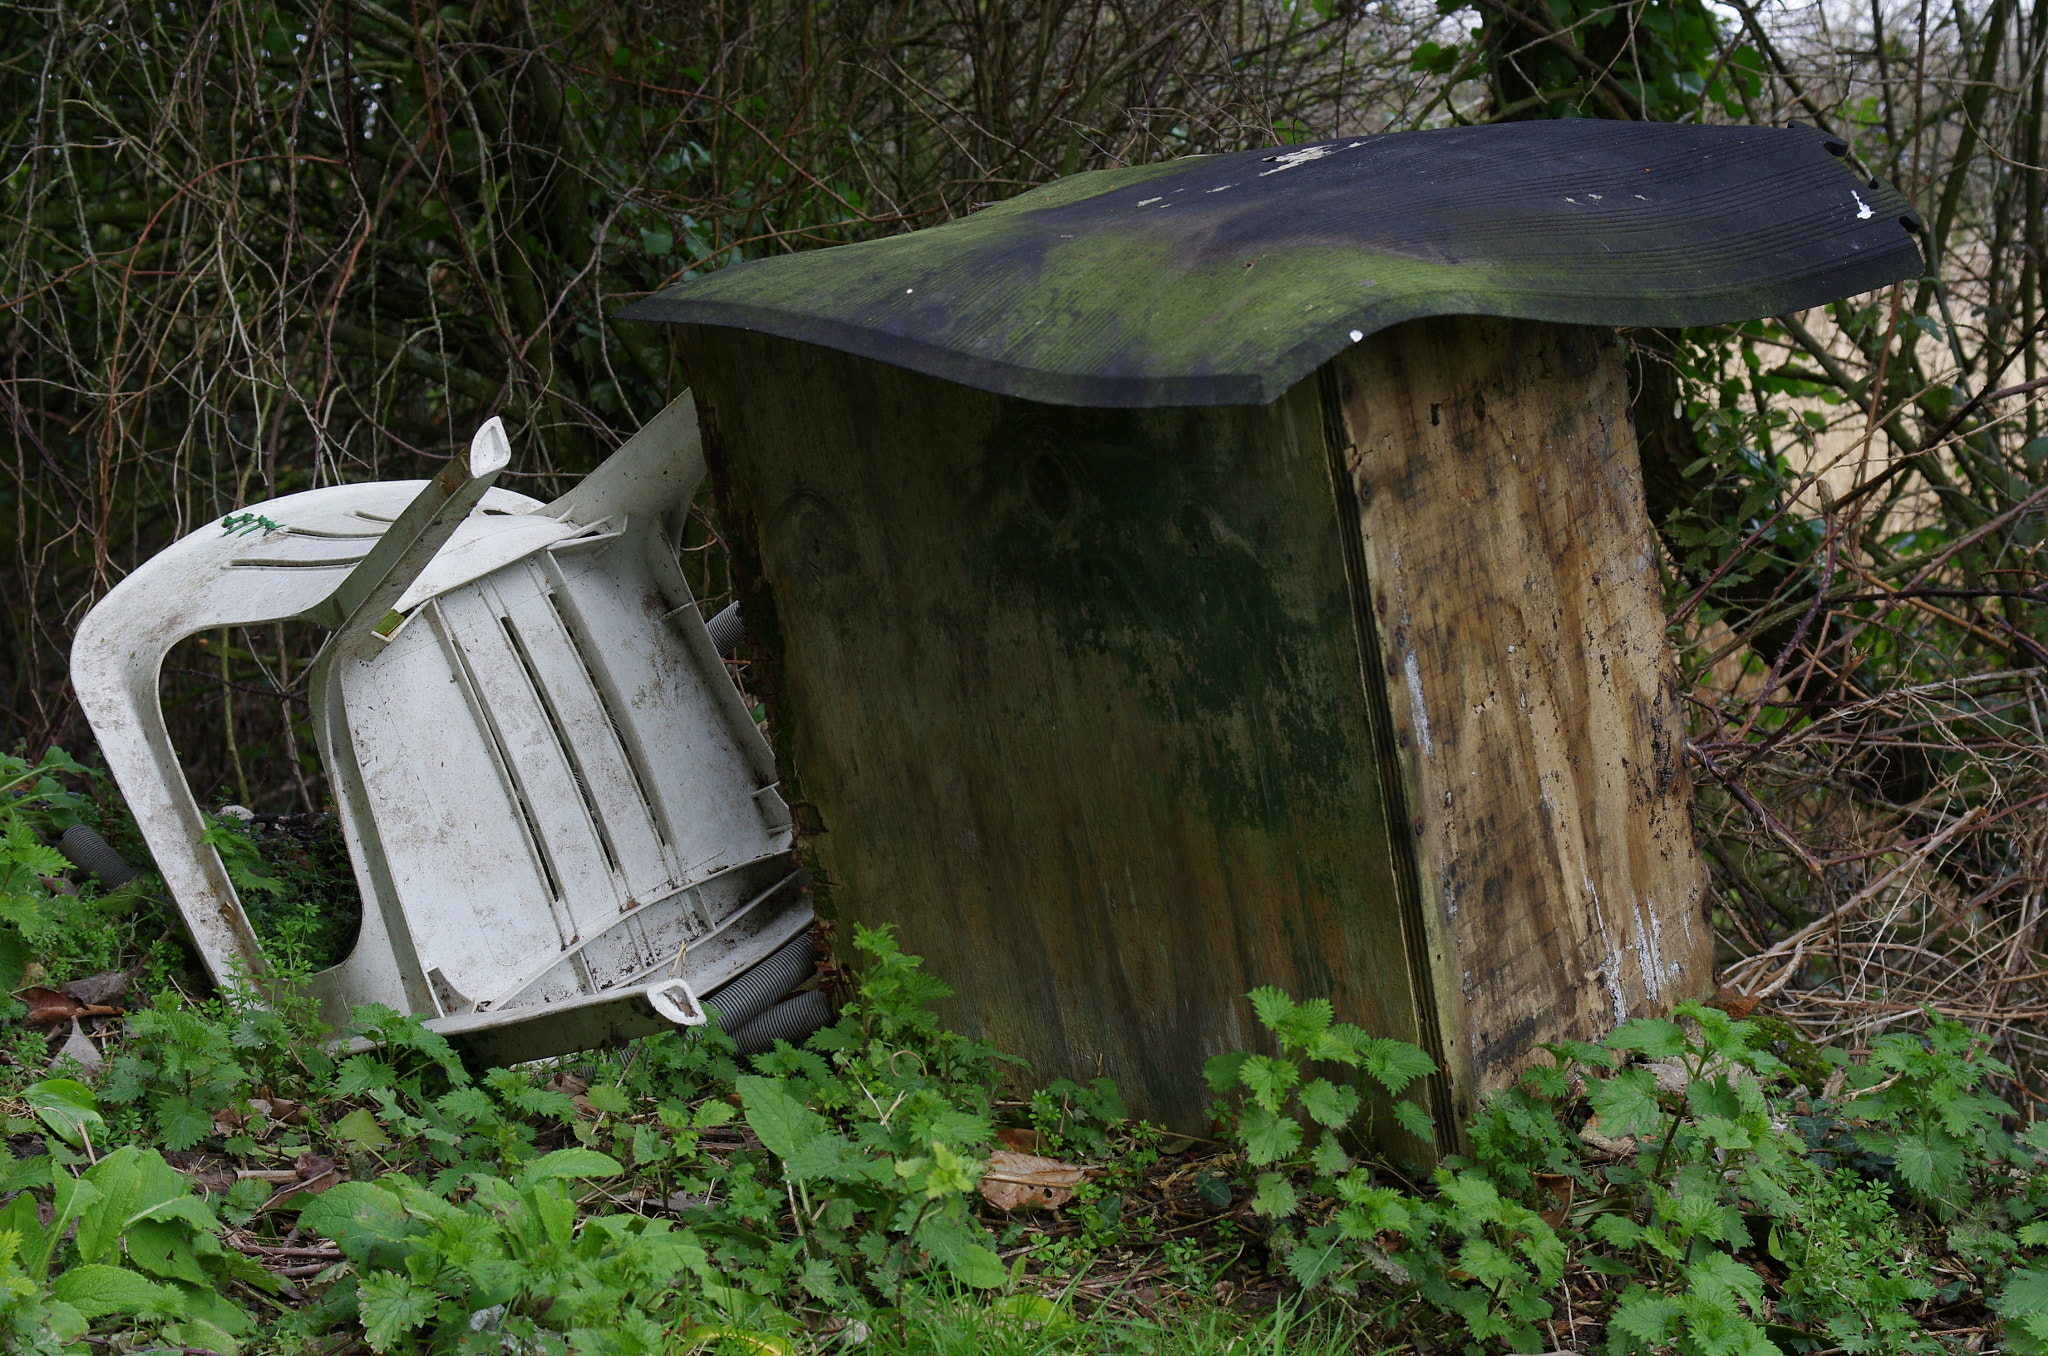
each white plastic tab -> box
[645,978,707,1027]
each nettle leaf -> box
[1310,1132,1351,1176]
[435,1086,498,1124]
[153,1095,213,1153]
[1203,1051,1250,1094]
[1606,1018,1686,1060]
[1685,1249,1764,1310]
[297,1182,409,1258]
[1251,1172,1299,1219]
[1238,1055,1299,1113]
[1589,1067,1663,1139]
[1589,1213,1644,1248]
[585,1083,632,1116]
[1998,1265,2048,1321]
[1892,1131,1966,1198]
[1363,1039,1436,1096]
[1284,1239,1347,1289]
[1239,1103,1303,1166]
[1392,1099,1435,1141]
[784,1132,874,1184]
[1248,987,1296,1034]
[914,1214,1004,1288]
[737,1075,825,1161]
[1298,1078,1359,1129]
[1609,1286,1684,1342]
[1271,997,1334,1052]
[356,1270,438,1351]
[331,1106,391,1152]
[1304,1022,1369,1066]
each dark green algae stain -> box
[973,390,1374,834]
[623,125,1922,408]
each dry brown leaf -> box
[1534,1172,1574,1230]
[59,970,131,1007]
[21,987,83,1027]
[994,1127,1040,1152]
[978,1150,1094,1212]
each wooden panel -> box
[1326,315,1711,1104]
[687,329,1439,1135]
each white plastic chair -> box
[71,394,810,1063]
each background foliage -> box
[5,0,2048,1272]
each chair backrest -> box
[72,395,807,1059]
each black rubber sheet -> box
[619,121,1924,408]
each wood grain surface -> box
[686,327,1439,1137]
[1326,315,1712,1106]
[684,313,1708,1138]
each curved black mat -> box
[620,121,1923,408]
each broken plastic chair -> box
[70,393,816,1064]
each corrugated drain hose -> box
[702,934,815,1030]
[57,826,139,890]
[729,990,833,1056]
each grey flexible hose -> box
[57,826,138,889]
[729,989,833,1056]
[702,934,815,1031]
[705,601,746,659]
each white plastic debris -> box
[71,394,809,1063]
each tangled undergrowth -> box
[7,762,2048,1356]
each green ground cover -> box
[5,757,2048,1356]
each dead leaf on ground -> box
[51,1018,102,1072]
[21,987,121,1028]
[1578,1115,1643,1158]
[1708,986,1762,1019]
[278,1151,342,1202]
[165,1150,237,1195]
[59,970,130,1007]
[995,1127,1040,1152]
[1534,1172,1574,1229]
[979,1150,1096,1212]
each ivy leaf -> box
[357,1270,438,1351]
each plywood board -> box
[686,328,1441,1135]
[1325,315,1711,1108]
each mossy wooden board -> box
[684,313,1709,1136]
